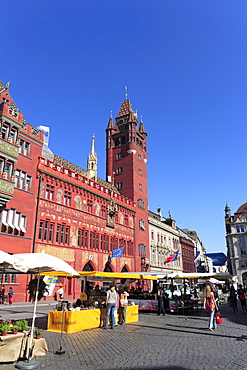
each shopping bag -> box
[215,312,222,324]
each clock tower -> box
[106,98,150,271]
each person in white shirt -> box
[104,284,117,329]
[57,286,64,300]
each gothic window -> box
[38,220,54,242]
[104,264,112,272]
[45,185,54,201]
[139,243,146,256]
[87,199,93,213]
[64,191,71,206]
[101,204,107,218]
[127,240,134,255]
[118,212,124,224]
[83,262,94,271]
[94,203,100,216]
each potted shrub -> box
[11,325,20,334]
[15,320,28,332]
[34,329,43,339]
[0,323,11,336]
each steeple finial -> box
[125,86,128,100]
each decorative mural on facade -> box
[0,140,19,161]
[0,179,15,195]
[36,244,75,261]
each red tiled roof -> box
[116,99,133,118]
[233,202,247,220]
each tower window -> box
[138,155,142,161]
[138,199,145,208]
[138,169,142,176]
[116,182,123,189]
[116,167,122,174]
[116,153,122,160]
[139,183,143,190]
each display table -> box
[47,305,139,333]
[129,299,157,311]
[0,332,48,363]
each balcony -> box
[0,138,19,162]
[0,178,15,205]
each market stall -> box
[46,271,157,333]
[0,332,48,363]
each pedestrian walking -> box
[8,287,14,305]
[105,284,117,329]
[1,285,5,304]
[237,284,246,312]
[203,284,218,330]
[229,285,238,313]
[119,286,129,325]
[157,285,166,316]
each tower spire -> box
[87,134,97,181]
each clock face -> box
[8,108,18,118]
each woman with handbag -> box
[203,284,218,331]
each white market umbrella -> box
[0,250,25,272]
[12,252,79,369]
[13,252,79,276]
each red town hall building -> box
[0,81,150,302]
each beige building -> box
[148,209,182,273]
[225,202,247,285]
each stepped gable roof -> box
[116,99,133,119]
[233,202,247,221]
[0,81,18,109]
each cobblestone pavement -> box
[1,303,247,370]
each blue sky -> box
[1,1,247,253]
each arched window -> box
[121,265,128,273]
[83,261,94,271]
[104,264,113,272]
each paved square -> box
[0,303,247,370]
